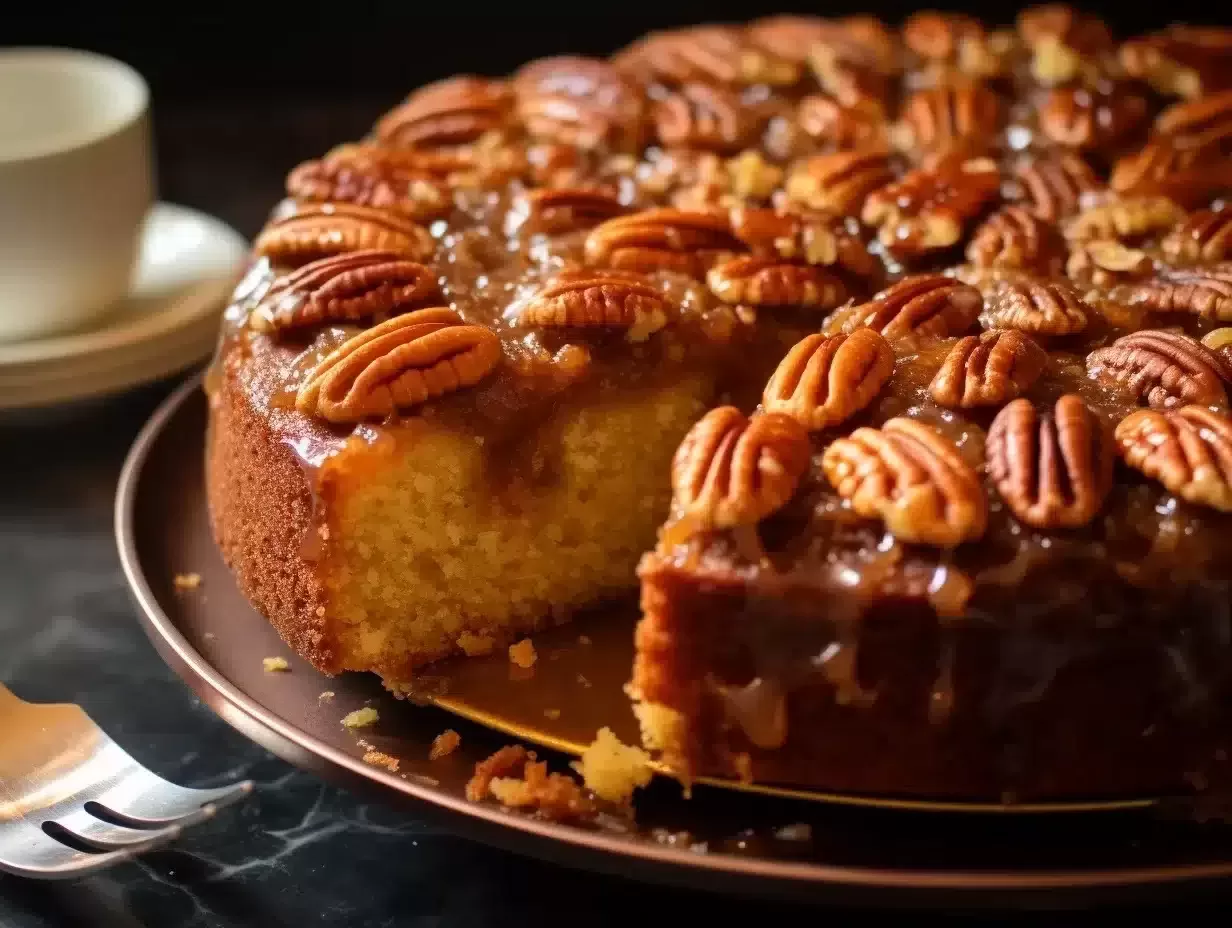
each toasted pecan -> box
[930,330,1048,408]
[1116,405,1232,511]
[763,329,895,430]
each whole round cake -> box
[209,7,1232,803]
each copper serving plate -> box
[115,373,1232,905]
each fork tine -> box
[0,820,141,880]
[48,809,182,852]
[90,770,253,828]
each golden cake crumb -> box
[577,726,653,804]
[342,707,379,729]
[577,635,592,646]
[362,750,400,772]
[457,632,496,656]
[466,745,595,820]
[543,708,561,720]
[262,657,290,673]
[173,573,201,591]
[508,638,537,668]
[430,729,461,760]
[319,690,336,703]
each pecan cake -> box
[209,7,1232,801]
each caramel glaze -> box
[637,304,1232,801]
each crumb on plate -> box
[429,729,461,760]
[465,745,595,821]
[173,573,201,591]
[342,707,379,729]
[576,726,653,804]
[319,690,336,703]
[457,632,496,657]
[508,638,537,668]
[262,657,290,673]
[362,750,400,773]
[578,634,592,646]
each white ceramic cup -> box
[0,48,153,342]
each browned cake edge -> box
[205,356,339,675]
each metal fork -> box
[0,682,252,878]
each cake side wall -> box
[205,355,339,674]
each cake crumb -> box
[578,635,592,646]
[319,691,336,703]
[363,750,400,773]
[577,674,592,688]
[262,657,290,673]
[342,707,379,729]
[508,638,537,668]
[774,823,813,842]
[173,573,201,591]
[577,727,653,804]
[543,708,561,720]
[466,745,595,820]
[458,632,496,657]
[430,729,461,760]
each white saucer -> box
[0,202,247,410]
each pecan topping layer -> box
[763,329,895,430]
[1013,152,1102,222]
[1116,405,1232,512]
[375,77,513,149]
[514,272,670,338]
[966,206,1066,273]
[250,251,441,334]
[930,330,1048,408]
[296,309,502,424]
[286,158,449,222]
[784,149,895,215]
[863,154,1000,256]
[253,203,436,266]
[1161,209,1232,265]
[979,274,1090,336]
[987,395,1113,529]
[1087,330,1232,409]
[821,417,987,546]
[729,206,877,278]
[583,207,744,277]
[1113,265,1232,320]
[824,275,983,340]
[670,407,811,533]
[706,257,847,310]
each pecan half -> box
[1112,265,1232,320]
[1038,84,1149,154]
[1157,88,1232,148]
[823,274,982,341]
[254,202,436,266]
[821,417,987,545]
[513,272,670,339]
[966,206,1066,273]
[250,251,441,334]
[1109,137,1232,207]
[979,274,1089,336]
[1116,405,1232,511]
[1062,196,1187,244]
[286,159,449,222]
[1162,209,1232,264]
[807,19,901,105]
[1013,152,1102,221]
[1121,26,1232,99]
[513,55,646,152]
[902,11,985,63]
[375,77,513,149]
[706,257,846,310]
[763,329,894,430]
[654,83,758,153]
[295,309,501,424]
[862,154,1000,256]
[784,149,895,215]
[1065,240,1153,289]
[507,187,629,236]
[322,143,475,180]
[615,25,801,88]
[1087,330,1232,409]
[1018,5,1114,85]
[746,15,832,62]
[583,208,744,278]
[894,83,1002,158]
[930,330,1048,408]
[670,407,811,532]
[728,206,877,279]
[797,94,886,150]
[987,395,1113,529]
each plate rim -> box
[113,374,1232,901]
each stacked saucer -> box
[0,203,246,411]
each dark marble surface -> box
[1,98,1230,927]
